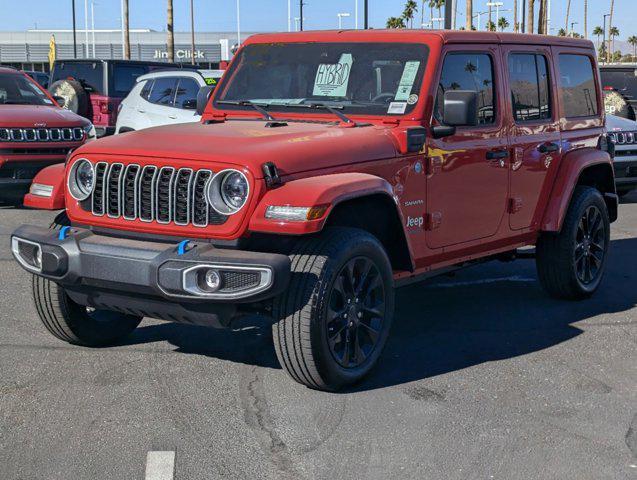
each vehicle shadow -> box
[121,237,637,390]
[619,190,637,204]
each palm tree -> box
[557,28,567,37]
[123,0,130,59]
[628,35,637,62]
[427,0,436,28]
[421,0,425,28]
[403,0,418,28]
[564,0,572,33]
[466,0,472,30]
[610,26,620,62]
[608,0,615,63]
[167,0,174,62]
[486,20,496,32]
[498,17,509,32]
[593,26,604,49]
[526,0,534,35]
[386,16,406,28]
[513,0,518,32]
[583,0,588,38]
[436,0,445,28]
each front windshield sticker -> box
[394,60,421,101]
[388,101,407,114]
[204,77,218,86]
[313,53,353,97]
[407,94,419,105]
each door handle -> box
[486,150,510,160]
[168,115,177,119]
[137,109,145,113]
[538,142,560,154]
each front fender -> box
[541,148,614,232]
[23,163,66,210]
[249,173,397,235]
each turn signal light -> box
[265,205,328,222]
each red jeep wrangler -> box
[12,31,617,391]
[0,67,93,204]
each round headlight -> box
[206,169,249,215]
[68,158,95,201]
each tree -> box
[123,0,130,59]
[583,0,588,38]
[608,0,615,63]
[486,20,496,32]
[538,0,547,34]
[466,0,472,30]
[628,35,637,62]
[564,0,572,33]
[527,0,534,35]
[403,0,418,28]
[167,0,174,62]
[612,50,622,62]
[386,16,406,29]
[593,26,604,49]
[436,0,445,28]
[513,0,518,32]
[557,28,567,37]
[498,17,509,32]
[610,26,620,62]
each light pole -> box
[472,11,489,31]
[84,0,89,58]
[72,0,77,58]
[487,2,503,27]
[570,21,578,37]
[299,0,304,31]
[288,0,291,31]
[190,0,195,65]
[355,0,358,29]
[236,0,240,47]
[337,12,350,29]
[90,0,97,58]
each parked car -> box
[11,31,617,391]
[606,114,637,197]
[23,70,50,89]
[0,66,93,204]
[115,69,224,133]
[48,59,191,138]
[600,64,637,120]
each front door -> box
[503,46,562,230]
[426,47,509,249]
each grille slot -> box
[88,163,228,227]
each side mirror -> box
[182,99,197,110]
[196,85,214,116]
[53,95,65,108]
[442,90,478,127]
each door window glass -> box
[436,53,496,124]
[112,65,148,97]
[509,53,551,122]
[174,78,200,109]
[140,79,153,100]
[148,78,177,106]
[558,54,599,117]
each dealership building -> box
[0,29,256,71]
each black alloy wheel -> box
[574,205,606,285]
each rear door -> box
[425,46,509,249]
[145,77,179,127]
[502,45,562,230]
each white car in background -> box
[115,69,223,133]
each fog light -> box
[11,237,42,272]
[203,269,221,292]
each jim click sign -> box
[153,49,205,60]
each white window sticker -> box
[394,60,421,101]
[388,101,407,114]
[313,53,353,97]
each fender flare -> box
[540,148,615,232]
[249,172,402,235]
[22,163,66,210]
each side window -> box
[509,53,551,122]
[436,53,496,125]
[112,65,147,97]
[558,54,599,118]
[148,78,177,106]
[174,78,200,109]
[140,80,153,100]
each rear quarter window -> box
[112,65,149,97]
[558,54,599,118]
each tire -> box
[272,228,395,391]
[536,186,610,300]
[48,79,90,118]
[31,213,142,346]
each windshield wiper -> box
[286,102,356,125]
[217,100,275,121]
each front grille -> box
[0,127,84,143]
[91,163,228,227]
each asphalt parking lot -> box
[1,196,636,480]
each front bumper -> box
[11,225,291,327]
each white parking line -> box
[425,275,537,288]
[145,451,175,480]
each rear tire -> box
[272,228,394,391]
[31,212,142,346]
[536,186,610,300]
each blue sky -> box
[1,0,633,41]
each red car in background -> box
[0,66,93,204]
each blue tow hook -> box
[177,240,192,255]
[58,226,71,241]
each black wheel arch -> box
[575,162,618,223]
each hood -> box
[605,114,637,132]
[0,104,90,128]
[75,120,399,177]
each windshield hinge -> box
[262,162,282,188]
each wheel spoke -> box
[574,243,586,263]
[354,331,367,364]
[359,321,380,343]
[354,260,372,296]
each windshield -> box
[215,42,429,116]
[0,72,53,106]
[51,61,104,94]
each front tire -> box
[31,212,142,346]
[272,228,394,391]
[536,186,610,299]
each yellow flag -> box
[48,35,56,71]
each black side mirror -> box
[196,85,214,115]
[53,95,65,108]
[182,99,197,110]
[442,90,478,127]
